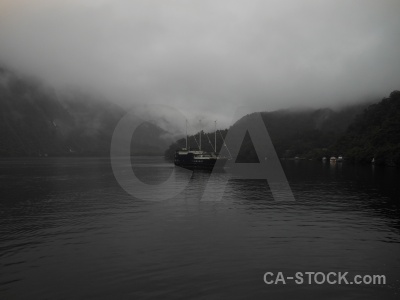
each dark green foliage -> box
[165,106,367,162]
[227,105,368,162]
[166,91,399,167]
[235,131,259,163]
[0,67,170,157]
[334,91,400,165]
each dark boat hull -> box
[174,152,227,171]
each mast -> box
[199,119,202,151]
[185,119,188,149]
[214,120,217,154]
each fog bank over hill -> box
[1,0,399,127]
[0,66,175,156]
[1,65,398,164]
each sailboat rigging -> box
[174,120,229,170]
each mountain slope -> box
[230,103,370,161]
[0,66,171,157]
[334,90,400,165]
[164,104,368,161]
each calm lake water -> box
[1,157,400,299]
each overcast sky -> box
[0,0,399,129]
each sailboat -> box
[174,120,229,170]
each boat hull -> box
[174,151,227,171]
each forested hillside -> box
[166,91,400,167]
[333,90,400,165]
[0,66,170,156]
[165,104,369,161]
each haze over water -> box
[1,157,399,299]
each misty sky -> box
[0,0,399,129]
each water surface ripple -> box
[0,157,399,299]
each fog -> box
[1,0,399,128]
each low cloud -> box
[1,0,399,129]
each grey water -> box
[1,157,400,299]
